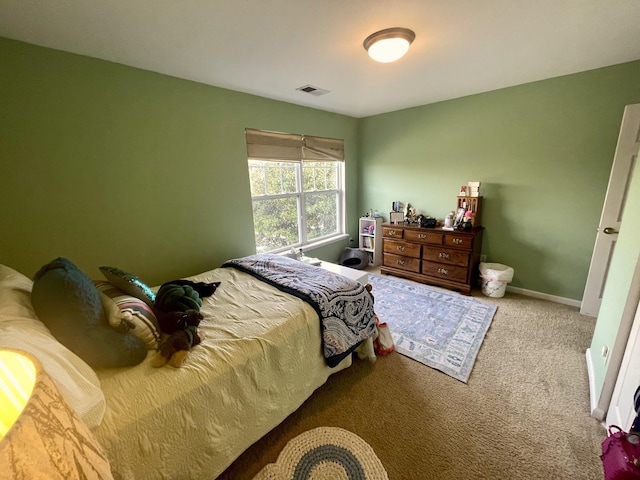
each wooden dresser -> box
[380,224,484,295]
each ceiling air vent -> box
[296,85,330,96]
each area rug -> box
[368,273,497,383]
[252,427,388,480]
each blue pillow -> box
[31,258,147,368]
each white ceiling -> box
[1,0,639,118]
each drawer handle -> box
[418,233,426,239]
[397,245,405,252]
[397,259,406,266]
[389,230,396,236]
[437,268,449,275]
[439,252,450,260]
[452,238,463,245]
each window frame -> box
[248,157,346,254]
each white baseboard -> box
[506,285,581,308]
[585,348,606,420]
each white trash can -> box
[479,262,514,298]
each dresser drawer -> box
[422,262,468,283]
[423,246,470,267]
[383,240,421,258]
[384,253,421,273]
[383,227,404,239]
[443,233,474,249]
[404,230,442,245]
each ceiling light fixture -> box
[363,27,416,63]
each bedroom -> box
[1,1,640,478]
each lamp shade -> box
[363,27,416,63]
[0,349,114,479]
[0,350,35,438]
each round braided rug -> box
[252,427,388,480]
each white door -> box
[606,300,640,429]
[581,104,640,317]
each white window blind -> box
[245,128,344,161]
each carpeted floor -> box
[217,279,606,480]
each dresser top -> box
[382,223,484,235]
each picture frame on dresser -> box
[389,211,404,224]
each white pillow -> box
[0,265,106,428]
[0,263,35,319]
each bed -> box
[0,255,376,480]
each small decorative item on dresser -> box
[417,215,437,228]
[391,201,406,213]
[390,201,407,225]
[389,211,404,224]
[456,195,482,226]
[443,211,455,230]
[453,207,466,229]
[460,210,473,230]
[467,181,481,197]
[406,206,417,224]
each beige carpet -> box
[217,286,606,480]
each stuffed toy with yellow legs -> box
[152,310,203,368]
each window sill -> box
[271,233,349,256]
[303,233,349,251]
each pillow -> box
[99,266,156,307]
[0,264,36,319]
[0,264,106,428]
[95,281,161,350]
[31,258,147,369]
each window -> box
[246,129,345,254]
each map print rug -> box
[368,273,497,383]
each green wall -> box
[0,37,359,284]
[358,61,640,300]
[3,36,640,301]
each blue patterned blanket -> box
[222,254,376,367]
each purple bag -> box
[601,425,640,480]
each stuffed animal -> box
[151,279,219,367]
[152,310,203,368]
[153,280,220,333]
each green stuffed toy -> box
[153,279,220,334]
[154,283,203,313]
